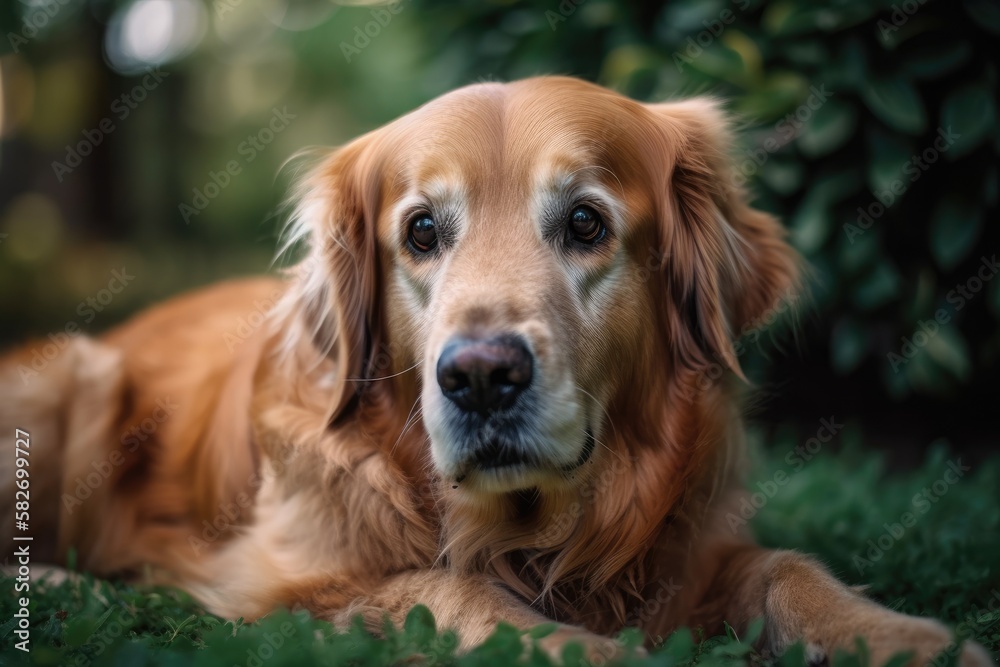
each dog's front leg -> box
[696,544,993,667]
[300,569,625,661]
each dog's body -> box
[1,78,990,665]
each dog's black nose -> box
[436,334,533,415]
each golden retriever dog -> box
[1,77,991,666]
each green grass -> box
[2,428,998,666]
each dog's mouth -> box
[452,429,595,488]
[471,439,537,470]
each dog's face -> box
[381,82,657,494]
[288,78,798,495]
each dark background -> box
[1,0,998,462]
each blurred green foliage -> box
[408,0,1000,411]
[0,0,998,440]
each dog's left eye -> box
[408,215,438,253]
[568,206,606,245]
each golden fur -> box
[1,77,991,666]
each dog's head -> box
[282,77,799,494]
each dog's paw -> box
[956,640,995,667]
[806,611,995,667]
[868,618,994,667]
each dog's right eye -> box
[408,215,438,253]
[567,205,606,246]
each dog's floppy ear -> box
[275,133,384,420]
[646,98,801,377]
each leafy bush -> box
[410,0,1000,415]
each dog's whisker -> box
[575,385,626,466]
[346,361,419,383]
[591,432,624,464]
[390,403,424,457]
[576,385,619,442]
[565,164,625,199]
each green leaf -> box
[862,78,927,134]
[759,158,804,195]
[866,123,914,194]
[929,197,983,270]
[403,604,436,645]
[791,168,864,254]
[92,605,117,634]
[831,317,870,374]
[789,191,831,255]
[737,72,811,119]
[660,627,695,661]
[742,617,765,645]
[527,622,557,639]
[64,616,98,647]
[714,640,754,657]
[798,99,858,157]
[763,6,847,35]
[472,622,523,656]
[616,626,644,650]
[661,0,732,33]
[925,326,971,381]
[783,40,830,66]
[560,640,586,667]
[780,642,807,667]
[852,262,902,310]
[941,83,996,159]
[883,651,919,667]
[525,644,555,667]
